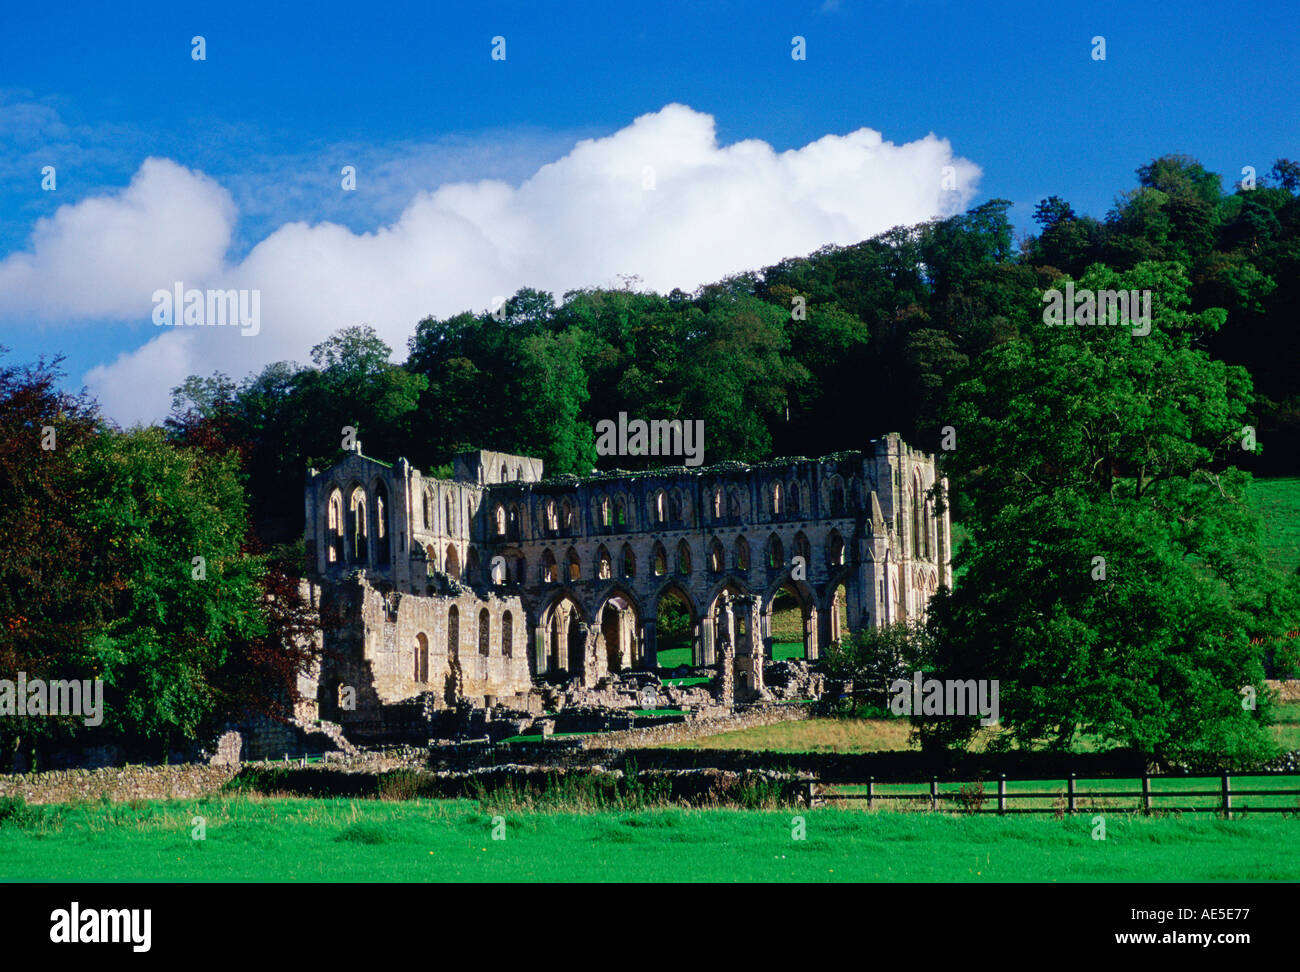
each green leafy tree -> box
[77,427,268,750]
[929,261,1299,765]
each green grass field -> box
[658,715,917,752]
[1252,476,1300,577]
[656,646,692,669]
[2,795,1295,882]
[770,641,805,661]
[663,705,1300,753]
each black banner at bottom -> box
[0,882,1287,959]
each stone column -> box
[641,618,658,671]
[533,625,547,675]
[718,593,735,653]
[618,611,633,671]
[817,606,834,658]
[719,643,735,709]
[736,594,764,698]
[578,621,599,687]
[700,615,716,666]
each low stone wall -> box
[0,763,241,806]
[1267,679,1300,702]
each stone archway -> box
[652,582,699,672]
[591,585,643,674]
[821,567,857,649]
[539,590,586,677]
[763,576,819,661]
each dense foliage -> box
[0,355,319,767]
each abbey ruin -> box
[301,434,951,741]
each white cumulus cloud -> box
[0,157,235,320]
[0,104,981,424]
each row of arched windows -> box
[411,606,515,682]
[529,531,847,585]
[333,483,864,582]
[480,474,870,549]
[379,470,878,565]
[325,482,392,567]
[909,476,937,561]
[417,485,461,536]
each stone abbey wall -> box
[303,433,950,723]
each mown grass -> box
[1251,477,1300,577]
[1272,702,1300,750]
[665,705,1300,754]
[653,715,946,753]
[0,794,1295,882]
[655,646,692,669]
[770,641,806,661]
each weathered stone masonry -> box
[302,434,950,734]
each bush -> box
[0,796,30,827]
[335,823,388,844]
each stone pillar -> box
[578,622,599,687]
[939,476,953,588]
[804,608,819,662]
[619,611,634,671]
[748,597,765,695]
[719,643,735,709]
[533,626,547,675]
[556,612,569,671]
[718,593,736,652]
[700,616,716,666]
[641,618,658,671]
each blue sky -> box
[1,0,1297,422]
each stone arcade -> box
[300,434,951,737]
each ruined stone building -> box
[301,434,951,730]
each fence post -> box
[1068,773,1076,814]
[866,777,874,811]
[1222,772,1231,818]
[1142,773,1151,815]
[930,777,938,812]
[998,774,1006,814]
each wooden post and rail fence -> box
[805,771,1300,817]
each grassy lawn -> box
[1273,702,1300,750]
[1,794,1296,882]
[656,715,937,752]
[662,706,1300,754]
[771,640,805,661]
[656,646,692,669]
[1251,476,1300,577]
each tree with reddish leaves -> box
[0,351,105,761]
